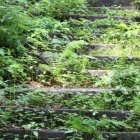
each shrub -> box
[0,5,30,52]
[0,3,30,84]
[31,0,85,17]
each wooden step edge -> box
[48,32,74,38]
[85,44,117,49]
[102,132,140,140]
[1,107,131,119]
[1,128,140,140]
[86,0,133,7]
[94,33,140,38]
[62,15,130,21]
[48,32,112,39]
[87,69,140,77]
[96,24,115,28]
[49,31,140,38]
[3,87,139,94]
[87,6,135,10]
[0,87,138,94]
[0,128,68,140]
[87,70,114,77]
[87,56,140,61]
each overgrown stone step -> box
[11,87,138,94]
[62,15,130,21]
[87,0,133,7]
[2,128,140,140]
[63,15,140,22]
[49,32,110,39]
[33,54,139,65]
[102,132,140,140]
[30,48,140,65]
[1,107,130,119]
[0,129,68,140]
[43,109,130,119]
[88,6,134,11]
[49,31,140,39]
[87,69,140,77]
[46,44,117,51]
[87,56,140,61]
[87,70,114,77]
[85,44,117,50]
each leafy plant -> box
[0,4,30,50]
[133,0,140,10]
[96,66,140,89]
[0,2,30,83]
[67,115,103,140]
[30,0,86,17]
[133,96,140,113]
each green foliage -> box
[67,115,131,139]
[30,0,86,17]
[11,90,138,110]
[0,4,30,49]
[36,40,93,86]
[18,92,47,106]
[59,40,89,71]
[134,0,140,3]
[133,96,140,113]
[0,109,12,126]
[52,41,91,86]
[67,115,103,140]
[133,0,140,10]
[96,66,140,89]
[0,0,140,139]
[0,2,31,84]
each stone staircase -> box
[1,0,140,139]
